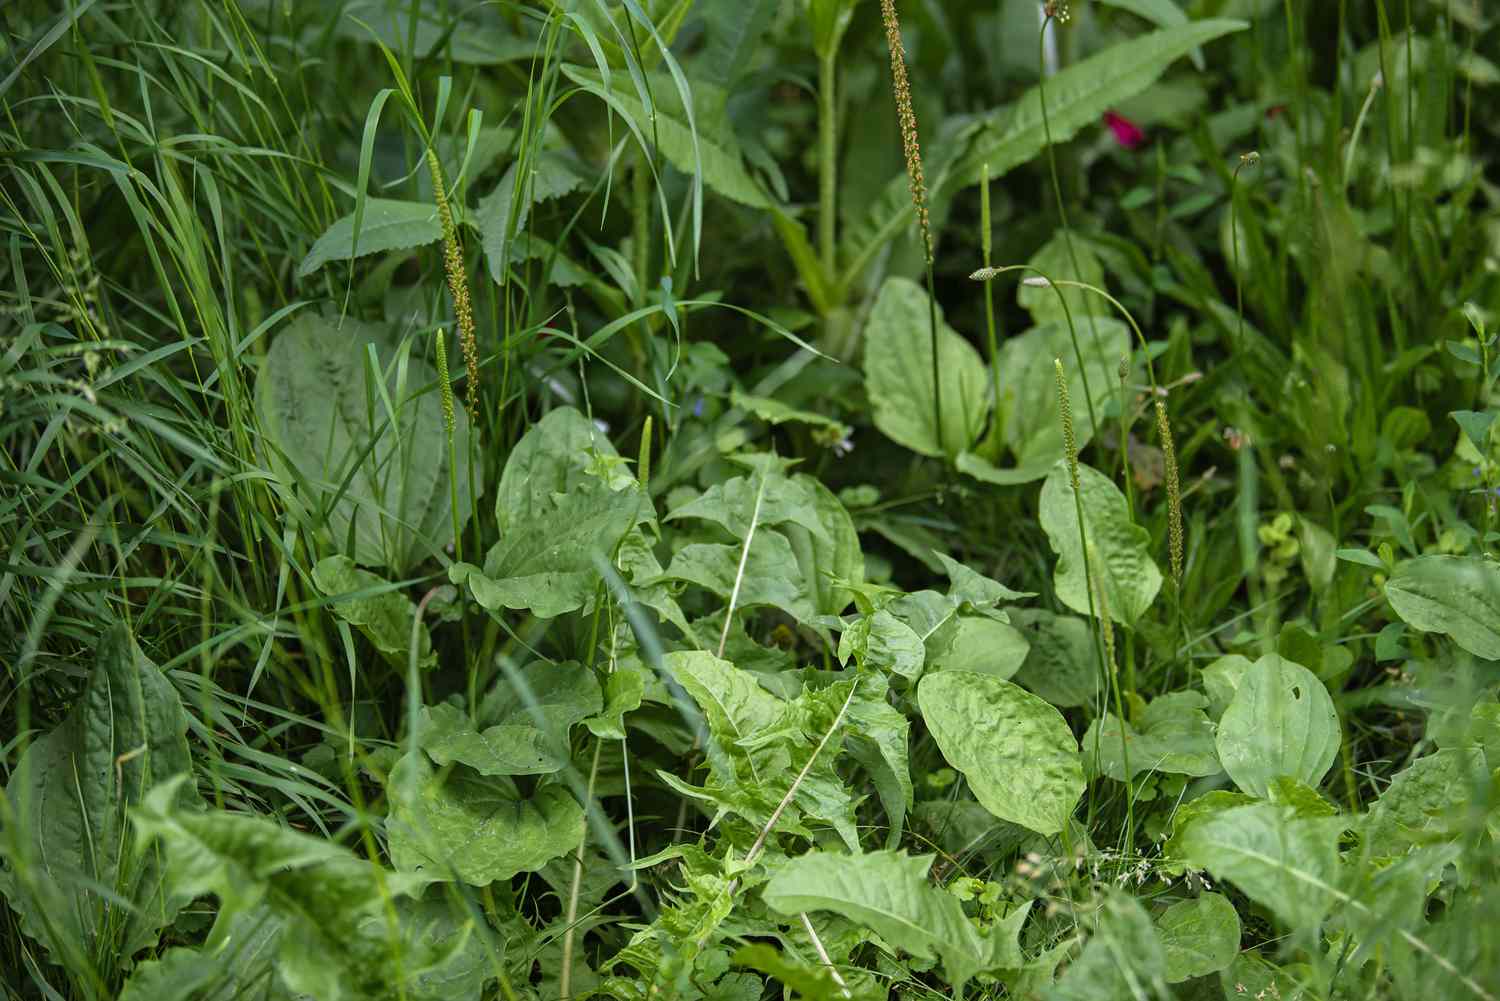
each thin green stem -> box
[980,163,1002,447]
[818,48,838,280]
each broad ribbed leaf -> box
[1175,802,1346,930]
[131,777,435,1001]
[763,851,1029,990]
[420,662,602,776]
[1215,655,1339,797]
[1083,691,1220,781]
[917,670,1083,835]
[385,752,584,886]
[1386,555,1500,659]
[950,20,1247,186]
[1045,891,1166,1001]
[934,552,1034,609]
[1039,461,1162,626]
[117,907,289,1001]
[1016,234,1107,327]
[453,409,641,618]
[1157,892,1240,983]
[1363,747,1489,857]
[256,312,478,572]
[312,556,433,668]
[298,198,441,277]
[655,531,818,624]
[784,474,865,617]
[1010,608,1102,707]
[864,277,989,460]
[926,615,1030,680]
[3,625,198,964]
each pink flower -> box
[1103,111,1145,150]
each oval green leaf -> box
[1039,460,1163,627]
[1215,655,1340,798]
[864,277,990,460]
[1157,892,1241,983]
[916,670,1083,835]
[1386,554,1500,660]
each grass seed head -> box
[880,0,932,264]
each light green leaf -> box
[864,277,990,460]
[256,312,478,572]
[888,588,966,645]
[493,407,633,525]
[733,943,878,1001]
[475,153,585,285]
[385,751,584,886]
[1045,891,1166,1001]
[807,0,860,60]
[1160,789,1255,864]
[934,551,1034,609]
[667,468,829,543]
[1215,655,1339,797]
[455,410,642,618]
[1017,233,1107,327]
[762,851,1029,991]
[970,318,1131,481]
[1363,747,1489,857]
[130,777,435,1001]
[917,670,1084,835]
[664,655,859,847]
[926,614,1031,680]
[312,555,433,668]
[1157,892,1240,983]
[419,663,602,776]
[950,20,1248,186]
[361,888,498,1001]
[656,530,818,624]
[955,449,1059,486]
[297,198,441,277]
[1039,461,1163,626]
[453,479,639,618]
[1386,555,1500,659]
[1009,608,1102,708]
[842,675,913,848]
[118,907,291,1001]
[1097,0,1188,29]
[731,390,849,438]
[785,473,865,618]
[1175,802,1346,930]
[838,607,926,679]
[1083,691,1220,780]
[1201,654,1253,718]
[560,65,769,208]
[585,667,647,740]
[3,624,198,964]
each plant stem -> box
[559,739,603,1001]
[818,47,838,280]
[981,162,1002,448]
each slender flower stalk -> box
[880,0,931,260]
[425,148,480,423]
[880,0,944,454]
[433,327,462,564]
[1155,397,1184,588]
[1055,358,1080,492]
